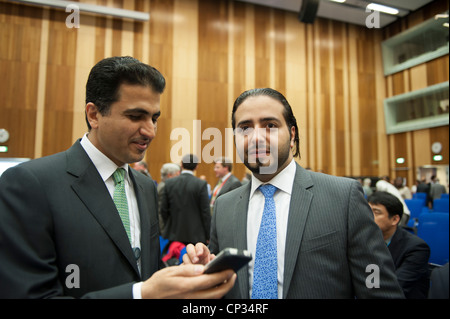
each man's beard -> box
[243,140,291,176]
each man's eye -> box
[128,115,141,120]
[238,126,253,134]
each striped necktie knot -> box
[112,168,126,186]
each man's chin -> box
[245,161,278,176]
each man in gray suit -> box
[0,56,235,299]
[210,156,242,212]
[184,88,404,299]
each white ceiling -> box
[235,0,437,28]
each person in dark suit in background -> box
[0,56,235,299]
[368,191,430,299]
[210,156,242,213]
[184,88,404,299]
[428,262,449,299]
[160,154,211,245]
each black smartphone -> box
[204,248,252,274]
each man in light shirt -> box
[0,56,235,299]
[184,88,404,299]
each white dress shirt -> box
[80,134,143,298]
[247,159,296,299]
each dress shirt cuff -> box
[132,282,143,299]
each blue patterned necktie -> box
[252,184,278,299]
[112,168,131,244]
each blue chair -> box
[405,199,427,220]
[413,192,427,201]
[160,236,169,254]
[441,193,449,200]
[433,198,449,213]
[179,246,187,263]
[417,212,449,266]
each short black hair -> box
[85,56,166,130]
[368,191,404,220]
[181,154,199,171]
[231,88,300,158]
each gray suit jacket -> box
[216,174,242,199]
[0,140,161,298]
[210,163,404,299]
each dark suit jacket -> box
[428,262,449,299]
[160,172,211,244]
[388,226,431,299]
[210,163,405,299]
[216,174,242,199]
[0,140,161,298]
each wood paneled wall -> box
[382,0,449,185]
[0,0,448,188]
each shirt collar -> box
[80,133,130,182]
[220,172,232,182]
[250,159,296,198]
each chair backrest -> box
[441,193,449,200]
[433,198,449,213]
[413,192,427,200]
[405,199,427,219]
[417,213,449,265]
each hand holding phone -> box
[204,248,252,274]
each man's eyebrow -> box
[123,108,161,117]
[237,117,281,126]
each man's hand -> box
[141,264,236,299]
[182,243,215,265]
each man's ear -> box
[290,126,295,148]
[85,102,99,130]
[391,214,401,227]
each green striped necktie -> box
[112,168,131,244]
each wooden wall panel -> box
[0,0,447,190]
[383,0,449,185]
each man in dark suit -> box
[0,56,235,299]
[368,191,430,299]
[160,154,211,245]
[184,88,404,298]
[210,156,242,212]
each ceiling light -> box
[329,0,346,3]
[367,3,399,15]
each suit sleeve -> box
[0,166,134,299]
[346,180,405,298]
[0,165,64,298]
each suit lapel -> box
[129,169,155,280]
[233,182,251,299]
[283,164,314,298]
[66,141,140,278]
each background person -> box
[368,191,430,299]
